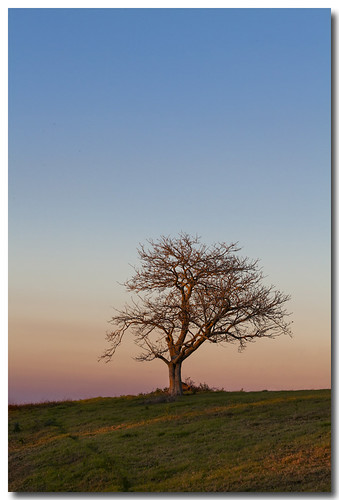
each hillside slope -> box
[8,390,331,492]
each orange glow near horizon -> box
[8,298,330,404]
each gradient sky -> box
[8,8,331,404]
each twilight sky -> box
[8,8,331,404]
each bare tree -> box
[100,233,291,396]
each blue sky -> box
[8,8,331,403]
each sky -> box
[8,8,331,404]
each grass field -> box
[8,389,331,492]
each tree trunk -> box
[168,362,183,396]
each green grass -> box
[8,389,331,492]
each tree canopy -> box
[101,233,292,395]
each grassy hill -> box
[8,389,331,492]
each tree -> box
[100,233,292,396]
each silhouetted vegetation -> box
[101,234,291,396]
